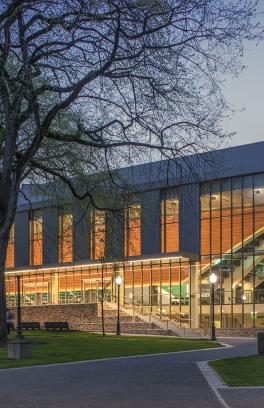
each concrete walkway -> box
[0,338,260,408]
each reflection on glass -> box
[200,174,264,329]
[161,191,179,253]
[5,224,14,269]
[58,208,73,263]
[29,211,43,266]
[124,204,141,257]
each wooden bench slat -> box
[21,322,41,330]
[44,322,69,331]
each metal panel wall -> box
[141,190,160,255]
[179,183,200,256]
[14,211,29,267]
[16,142,264,216]
[43,207,58,265]
[106,210,124,260]
[73,202,90,261]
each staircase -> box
[111,302,200,337]
[71,302,177,336]
[202,227,264,300]
[71,301,200,336]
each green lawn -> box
[0,331,221,369]
[210,355,264,386]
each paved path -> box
[0,338,261,408]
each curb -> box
[198,359,264,390]
[0,344,225,372]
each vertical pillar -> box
[179,183,200,257]
[141,190,160,255]
[73,201,90,261]
[106,210,124,260]
[51,272,59,305]
[190,263,199,328]
[43,207,58,265]
[14,211,29,268]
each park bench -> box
[21,322,41,330]
[44,322,69,331]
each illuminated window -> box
[124,204,141,257]
[90,210,105,260]
[161,194,179,253]
[5,225,14,269]
[29,211,43,266]
[58,208,73,263]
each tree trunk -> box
[0,238,8,345]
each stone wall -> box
[10,303,98,330]
[194,327,264,338]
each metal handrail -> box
[109,295,201,329]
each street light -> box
[209,272,217,341]
[16,275,24,340]
[115,275,123,336]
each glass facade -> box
[29,211,43,266]
[5,224,14,269]
[90,209,105,260]
[124,204,141,257]
[4,170,264,330]
[161,190,179,253]
[5,259,191,322]
[200,174,264,329]
[58,208,73,263]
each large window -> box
[58,208,73,263]
[124,204,141,257]
[5,224,14,269]
[29,211,43,266]
[200,174,264,329]
[4,259,190,315]
[161,191,179,253]
[90,210,105,260]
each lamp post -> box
[115,275,123,336]
[16,275,23,340]
[7,275,32,360]
[209,272,217,341]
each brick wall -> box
[10,303,98,329]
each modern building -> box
[4,141,264,330]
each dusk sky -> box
[223,39,264,147]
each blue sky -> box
[223,40,264,147]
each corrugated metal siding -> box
[179,183,200,256]
[73,202,90,261]
[17,142,264,212]
[13,142,264,265]
[14,211,29,267]
[141,190,161,255]
[106,210,124,260]
[42,207,58,265]
[115,141,264,191]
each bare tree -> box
[0,0,261,342]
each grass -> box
[210,355,264,386]
[0,331,221,369]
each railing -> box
[109,295,205,331]
[200,289,264,305]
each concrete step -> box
[63,302,197,337]
[100,315,142,322]
[71,324,176,336]
[71,322,160,330]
